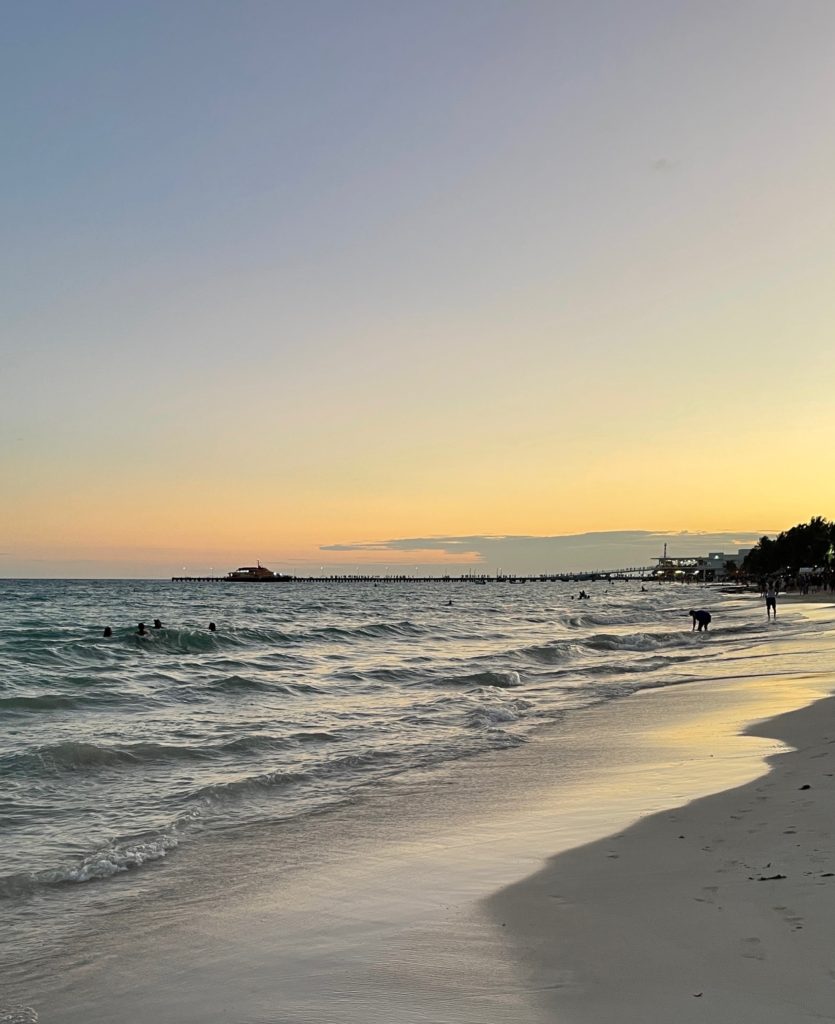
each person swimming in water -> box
[689,609,711,632]
[208,621,216,632]
[153,619,163,629]
[137,622,148,636]
[103,626,112,638]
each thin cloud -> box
[319,531,768,572]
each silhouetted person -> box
[689,609,711,632]
[153,618,163,629]
[103,626,112,638]
[765,586,777,620]
[137,622,147,636]
[208,621,216,632]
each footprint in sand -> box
[741,937,765,960]
[773,905,804,931]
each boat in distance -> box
[225,564,293,582]
[171,564,293,583]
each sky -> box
[3,1,834,578]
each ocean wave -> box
[206,675,322,695]
[2,740,212,774]
[305,620,426,642]
[188,768,312,805]
[188,749,401,806]
[581,630,687,652]
[441,670,523,689]
[219,730,339,754]
[0,831,179,898]
[358,666,418,683]
[130,628,225,653]
[5,730,347,775]
[0,692,118,713]
[0,1006,39,1024]
[464,697,532,730]
[206,675,280,693]
[588,654,683,676]
[289,730,340,744]
[515,641,576,665]
[565,612,642,628]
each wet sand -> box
[8,610,835,1023]
[491,691,835,1022]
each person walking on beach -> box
[689,609,711,632]
[765,585,777,620]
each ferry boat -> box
[225,563,293,582]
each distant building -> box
[653,549,752,582]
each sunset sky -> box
[3,1,834,577]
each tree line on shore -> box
[743,516,835,576]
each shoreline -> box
[7,606,835,1023]
[490,692,835,1022]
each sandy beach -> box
[492,692,835,1022]
[6,599,834,1024]
[492,606,835,1023]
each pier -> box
[172,567,656,585]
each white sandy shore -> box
[491,692,835,1023]
[10,606,835,1023]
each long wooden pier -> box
[172,567,656,585]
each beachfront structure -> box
[653,549,752,582]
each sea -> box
[2,577,832,1018]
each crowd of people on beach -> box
[760,572,835,594]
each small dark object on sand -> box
[755,873,786,881]
[799,784,811,790]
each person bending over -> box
[689,609,711,632]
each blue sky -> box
[3,1,834,576]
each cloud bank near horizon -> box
[0,529,773,579]
[320,530,769,572]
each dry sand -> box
[491,693,835,1023]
